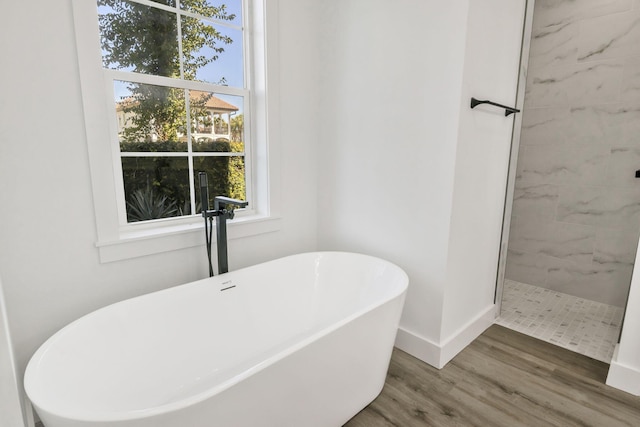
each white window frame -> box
[72,0,281,263]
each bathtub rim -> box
[25,251,408,424]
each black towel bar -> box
[470,97,520,117]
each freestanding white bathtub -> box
[24,252,408,427]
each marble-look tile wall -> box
[505,0,640,307]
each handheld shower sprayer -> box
[199,172,210,211]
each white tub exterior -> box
[24,252,408,427]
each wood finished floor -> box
[345,325,640,427]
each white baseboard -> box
[395,305,496,369]
[395,326,442,368]
[606,345,640,396]
[439,305,496,365]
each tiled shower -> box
[501,0,640,362]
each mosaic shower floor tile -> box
[496,280,624,363]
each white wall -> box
[0,0,319,402]
[317,0,525,367]
[440,0,525,356]
[317,0,468,359]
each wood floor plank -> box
[481,325,609,382]
[477,327,640,422]
[452,340,620,426]
[345,325,640,427]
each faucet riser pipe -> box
[217,215,229,275]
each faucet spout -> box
[213,196,249,220]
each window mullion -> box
[119,152,243,157]
[119,152,190,157]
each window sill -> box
[96,215,282,263]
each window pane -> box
[190,92,244,152]
[181,16,243,86]
[181,0,242,26]
[115,81,188,152]
[194,156,245,210]
[98,0,179,78]
[122,157,191,222]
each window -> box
[73,0,281,262]
[99,0,249,223]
